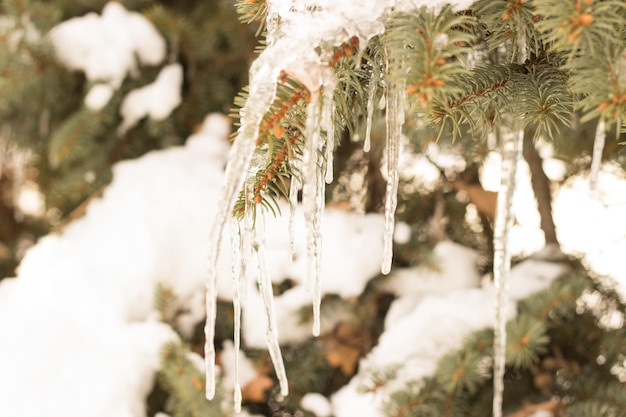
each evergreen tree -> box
[2,1,626,417]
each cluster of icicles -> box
[201,23,609,417]
[202,47,404,411]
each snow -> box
[0,112,398,416]
[301,392,333,417]
[49,1,166,110]
[331,255,570,417]
[49,2,165,86]
[84,83,115,110]
[118,63,184,134]
[219,341,258,396]
[0,108,622,416]
[3,0,626,414]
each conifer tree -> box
[2,1,626,417]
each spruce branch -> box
[473,0,540,60]
[230,37,366,218]
[534,0,626,58]
[505,314,550,369]
[384,6,477,116]
[430,64,514,139]
[509,64,572,139]
[235,0,268,27]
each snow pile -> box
[49,1,166,110]
[0,113,397,417]
[331,251,570,417]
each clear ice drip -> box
[381,79,405,275]
[313,152,326,336]
[253,212,289,397]
[492,127,523,417]
[230,186,255,412]
[324,90,336,184]
[364,70,378,153]
[492,32,527,417]
[230,219,243,413]
[589,119,606,191]
[204,67,278,400]
[288,160,301,264]
[302,92,325,336]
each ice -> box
[323,91,336,184]
[288,164,301,264]
[230,220,243,412]
[203,0,481,402]
[253,213,289,397]
[364,70,378,153]
[589,119,606,191]
[204,62,278,399]
[302,95,325,336]
[381,79,405,275]
[492,127,524,417]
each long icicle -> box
[589,118,606,191]
[492,28,526,417]
[204,71,277,401]
[323,86,336,184]
[230,183,254,412]
[230,218,243,413]
[253,211,289,397]
[381,59,405,275]
[302,91,325,336]
[492,128,522,417]
[312,158,325,336]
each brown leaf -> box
[324,340,361,375]
[452,180,498,222]
[241,372,274,403]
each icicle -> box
[230,183,255,412]
[323,90,335,184]
[302,91,325,336]
[312,151,326,337]
[230,219,243,413]
[253,211,289,397]
[204,66,278,400]
[589,118,606,191]
[364,70,378,153]
[381,76,405,275]
[492,127,523,417]
[492,29,526,417]
[302,93,322,291]
[288,164,300,265]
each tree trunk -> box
[522,129,559,246]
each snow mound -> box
[0,111,404,416]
